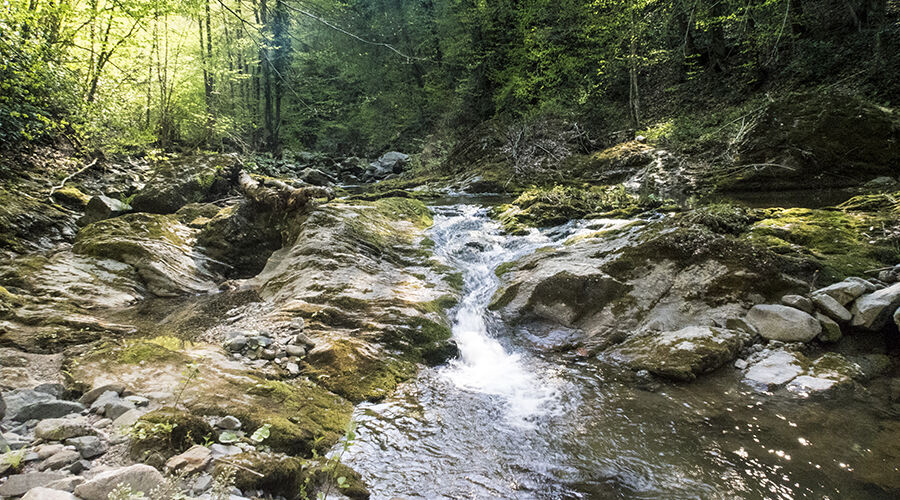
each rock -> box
[225,336,248,352]
[734,358,748,370]
[66,436,108,459]
[38,449,81,471]
[34,417,94,441]
[786,375,838,395]
[13,400,85,422]
[33,383,66,399]
[79,195,131,226]
[260,349,277,360]
[36,444,66,460]
[878,270,897,283]
[285,362,300,376]
[124,395,150,407]
[745,305,822,342]
[299,168,335,186]
[377,152,410,173]
[112,408,144,428]
[192,473,214,494]
[215,416,242,430]
[743,350,805,390]
[74,464,165,500]
[0,472,69,497]
[816,312,842,343]
[0,393,5,420]
[895,306,900,331]
[814,280,868,306]
[850,283,900,331]
[89,390,120,413]
[79,384,126,405]
[845,276,877,293]
[811,293,852,322]
[130,154,239,214]
[604,326,751,381]
[781,294,813,313]
[21,487,79,500]
[104,399,136,420]
[45,476,86,493]
[64,459,91,474]
[2,389,55,418]
[165,445,212,474]
[285,345,306,357]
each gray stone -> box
[33,383,66,399]
[851,283,900,331]
[2,389,55,418]
[103,400,136,420]
[285,362,300,376]
[786,375,838,395]
[743,350,805,390]
[79,384,125,405]
[812,293,852,322]
[260,348,277,360]
[878,270,897,283]
[21,487,79,500]
[2,432,30,450]
[215,416,242,430]
[89,391,121,414]
[45,476,86,493]
[745,304,821,342]
[14,400,85,422]
[79,195,131,226]
[66,436,108,459]
[74,464,165,500]
[814,280,868,306]
[165,445,212,474]
[896,306,900,331]
[299,167,335,186]
[36,444,66,460]
[192,473,214,494]
[816,312,842,343]
[781,294,813,313]
[0,472,68,497]
[0,393,5,420]
[38,449,81,471]
[845,276,877,293]
[34,417,94,441]
[64,459,91,475]
[285,345,306,357]
[225,336,248,352]
[734,359,748,370]
[112,408,144,428]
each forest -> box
[2,0,896,157]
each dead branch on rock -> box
[238,171,334,211]
[48,158,98,200]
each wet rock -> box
[299,168,335,186]
[811,293,852,322]
[74,464,165,500]
[22,487,79,499]
[814,280,868,306]
[66,436,108,459]
[786,375,838,395]
[13,400,84,422]
[0,472,69,497]
[166,444,212,474]
[745,305,821,342]
[79,195,131,226]
[38,449,81,471]
[850,283,900,331]
[743,350,806,390]
[816,312,842,343]
[604,326,751,381]
[781,294,813,313]
[2,389,55,418]
[34,417,94,441]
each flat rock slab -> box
[814,280,868,305]
[74,464,165,500]
[14,400,85,421]
[34,417,95,441]
[743,350,805,390]
[0,472,69,497]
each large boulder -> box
[743,350,806,391]
[604,326,751,381]
[13,400,85,422]
[851,283,900,331]
[74,464,165,500]
[130,154,240,214]
[745,304,821,342]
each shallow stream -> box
[338,204,897,499]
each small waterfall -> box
[428,205,609,423]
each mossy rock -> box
[222,451,369,500]
[174,202,223,224]
[744,207,900,279]
[131,154,241,214]
[51,186,91,207]
[129,409,215,461]
[304,339,417,403]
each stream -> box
[338,204,895,499]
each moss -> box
[372,197,433,229]
[117,336,189,364]
[836,191,900,213]
[129,409,215,461]
[74,213,187,260]
[305,339,417,403]
[223,451,368,500]
[52,186,91,207]
[442,272,464,291]
[744,207,900,279]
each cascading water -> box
[337,203,894,500]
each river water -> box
[338,204,896,499]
